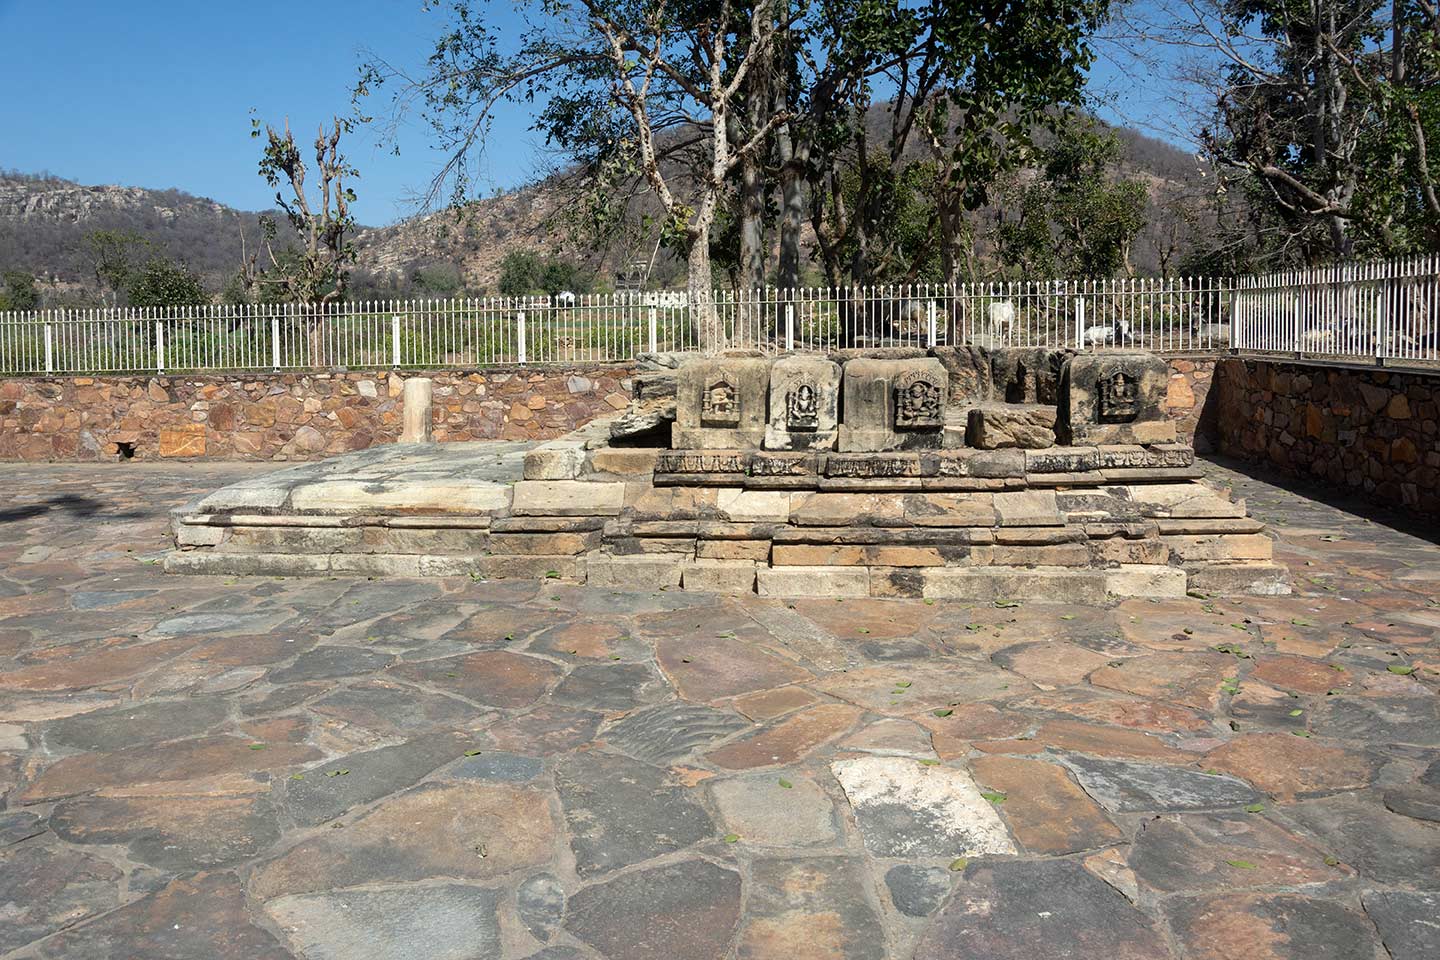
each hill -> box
[0,122,1208,304]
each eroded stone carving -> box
[701,379,740,427]
[895,371,943,430]
[786,383,820,431]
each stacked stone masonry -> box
[1,358,1212,462]
[1215,357,1440,519]
[0,366,634,461]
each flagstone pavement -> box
[1,457,1437,960]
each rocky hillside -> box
[0,122,1206,303]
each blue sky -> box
[1,1,1188,226]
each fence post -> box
[648,307,658,354]
[155,320,165,374]
[1230,285,1241,352]
[43,319,53,374]
[516,309,527,365]
[391,314,401,367]
[926,300,936,348]
[785,303,795,351]
[1292,293,1302,358]
[1073,297,1086,349]
[270,314,281,370]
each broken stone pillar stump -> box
[992,347,1072,404]
[838,358,949,452]
[401,378,433,443]
[1057,353,1176,445]
[967,403,1057,449]
[672,355,770,449]
[765,356,841,451]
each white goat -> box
[1083,319,1132,346]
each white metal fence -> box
[1,258,1436,375]
[1234,255,1440,365]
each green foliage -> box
[410,262,465,297]
[126,257,210,308]
[84,230,149,304]
[993,124,1148,278]
[0,269,40,310]
[498,250,590,296]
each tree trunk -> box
[687,232,723,353]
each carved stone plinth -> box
[1057,353,1176,445]
[672,356,770,449]
[837,358,949,452]
[765,356,840,451]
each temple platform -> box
[166,434,1289,599]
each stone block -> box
[1057,352,1170,445]
[1090,538,1170,565]
[523,441,586,480]
[1185,562,1291,596]
[487,531,601,556]
[696,538,772,562]
[771,544,950,567]
[511,480,626,516]
[715,489,794,522]
[993,490,1063,526]
[902,493,998,527]
[672,355,770,449]
[837,357,948,452]
[290,481,510,515]
[587,448,660,476]
[175,523,226,547]
[159,425,206,458]
[930,345,993,404]
[922,567,1108,603]
[1163,533,1273,562]
[757,566,870,598]
[967,403,1057,449]
[585,554,684,590]
[681,560,758,594]
[764,355,840,451]
[789,493,906,526]
[1104,565,1188,598]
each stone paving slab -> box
[0,457,1437,959]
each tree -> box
[1113,0,1440,264]
[84,230,149,306]
[360,0,796,348]
[993,124,1148,278]
[498,250,545,297]
[126,257,210,308]
[243,116,359,304]
[0,269,40,311]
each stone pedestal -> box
[765,356,841,451]
[838,358,948,452]
[401,378,433,443]
[967,403,1057,449]
[1057,353,1176,445]
[671,356,771,449]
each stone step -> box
[166,551,586,580]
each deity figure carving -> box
[1097,370,1140,423]
[701,378,740,426]
[894,371,942,429]
[785,381,819,431]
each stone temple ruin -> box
[169,346,1288,599]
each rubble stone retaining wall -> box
[1,357,1208,463]
[0,366,634,462]
[1214,358,1440,517]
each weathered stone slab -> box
[555,751,715,876]
[1058,754,1263,812]
[282,735,474,825]
[758,565,870,598]
[765,355,841,451]
[511,479,626,516]
[711,775,839,846]
[1364,891,1440,960]
[970,755,1122,854]
[885,864,953,918]
[1129,813,1350,892]
[707,703,861,769]
[1202,734,1376,800]
[1282,795,1440,885]
[1057,352,1173,445]
[265,886,501,960]
[831,755,1017,857]
[673,355,771,448]
[1164,893,1380,960]
[602,702,751,764]
[250,782,554,898]
[565,859,741,960]
[681,559,759,593]
[915,859,1167,960]
[0,843,123,954]
[737,857,886,960]
[585,553,685,590]
[837,357,948,452]
[967,403,1057,449]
